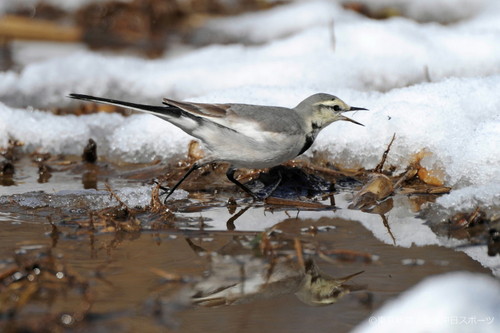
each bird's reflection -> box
[186,236,364,307]
[296,259,364,306]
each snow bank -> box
[354,272,500,333]
[0,102,192,161]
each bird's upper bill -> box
[342,106,368,126]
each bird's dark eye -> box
[333,105,341,111]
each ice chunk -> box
[0,185,183,211]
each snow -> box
[0,103,127,155]
[436,184,500,212]
[107,113,190,162]
[191,1,354,44]
[353,271,500,333]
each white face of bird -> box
[312,97,366,129]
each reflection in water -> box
[185,235,364,307]
[191,254,363,307]
[226,205,251,231]
[347,188,396,245]
[296,260,364,306]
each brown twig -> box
[264,197,332,209]
[399,186,451,195]
[374,133,396,173]
[104,183,130,211]
[0,15,81,41]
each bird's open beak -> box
[349,106,368,112]
[341,106,368,126]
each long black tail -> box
[69,93,182,118]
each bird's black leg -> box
[226,166,260,201]
[153,179,170,193]
[164,162,201,202]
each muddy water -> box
[0,157,494,332]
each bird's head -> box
[295,93,367,130]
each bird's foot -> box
[153,179,172,203]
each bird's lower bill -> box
[340,115,364,126]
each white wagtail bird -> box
[69,93,367,200]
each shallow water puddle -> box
[0,156,497,332]
[0,195,491,332]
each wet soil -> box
[0,154,495,332]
